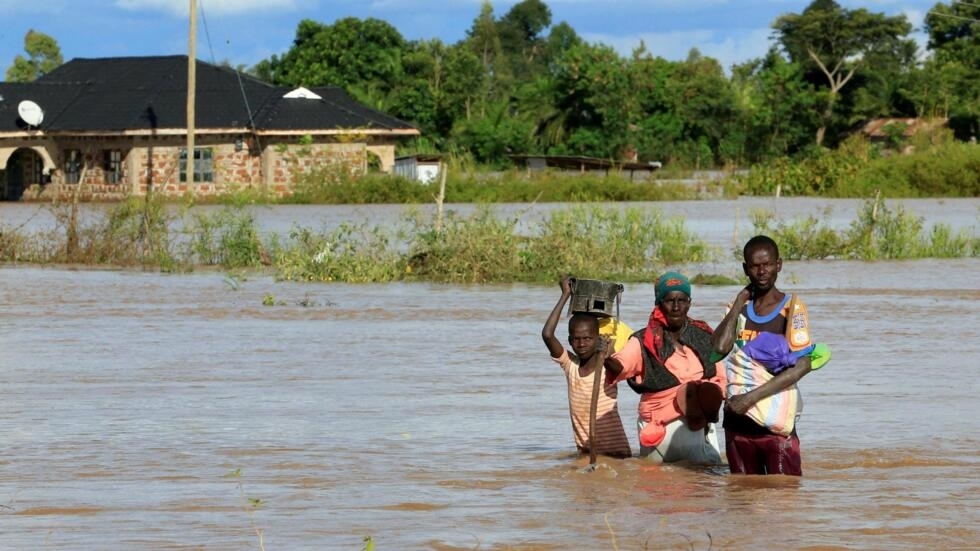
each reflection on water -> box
[1,201,980,549]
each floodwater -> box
[1,199,979,550]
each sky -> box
[0,0,945,78]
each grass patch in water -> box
[747,194,979,260]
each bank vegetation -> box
[1,193,976,284]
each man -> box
[712,235,814,476]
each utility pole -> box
[185,0,197,194]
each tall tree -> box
[731,50,821,161]
[5,29,63,82]
[772,0,913,146]
[667,49,740,167]
[547,42,633,158]
[465,1,512,116]
[251,17,406,106]
[923,1,980,140]
[497,0,552,80]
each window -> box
[64,149,82,184]
[104,150,123,184]
[179,147,213,182]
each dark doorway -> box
[2,148,45,201]
[3,152,25,200]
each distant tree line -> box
[7,0,980,170]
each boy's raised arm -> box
[542,276,573,359]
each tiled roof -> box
[0,55,417,135]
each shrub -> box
[403,206,525,283]
[522,205,711,282]
[276,223,404,283]
[186,206,266,269]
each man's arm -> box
[542,276,573,359]
[726,355,812,415]
[711,286,751,358]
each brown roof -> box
[862,118,948,138]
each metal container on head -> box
[568,278,624,318]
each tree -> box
[923,1,980,140]
[666,49,741,168]
[497,0,552,80]
[731,49,822,161]
[5,29,63,82]
[251,17,407,106]
[547,42,633,158]
[772,0,913,146]
[464,1,512,116]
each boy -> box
[542,276,632,458]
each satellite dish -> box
[18,100,44,127]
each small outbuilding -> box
[393,154,443,184]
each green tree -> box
[251,17,407,107]
[546,42,634,158]
[923,1,980,140]
[5,29,63,82]
[627,47,684,165]
[442,45,486,123]
[497,0,552,81]
[773,0,914,146]
[731,50,821,161]
[465,1,513,116]
[667,49,740,168]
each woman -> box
[604,271,725,463]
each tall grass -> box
[750,195,979,260]
[521,205,712,282]
[187,205,267,269]
[3,196,976,279]
[403,206,525,283]
[1,197,181,268]
[275,223,404,283]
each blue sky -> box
[0,0,943,78]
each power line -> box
[927,11,980,23]
[198,0,217,65]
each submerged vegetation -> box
[1,194,976,283]
[749,193,979,261]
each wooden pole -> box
[185,0,197,194]
[435,161,446,232]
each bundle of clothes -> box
[724,331,831,435]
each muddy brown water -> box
[1,199,979,549]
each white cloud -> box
[114,0,308,17]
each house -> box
[0,56,419,201]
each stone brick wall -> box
[9,135,397,201]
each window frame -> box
[64,149,83,184]
[104,149,123,184]
[178,147,214,183]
